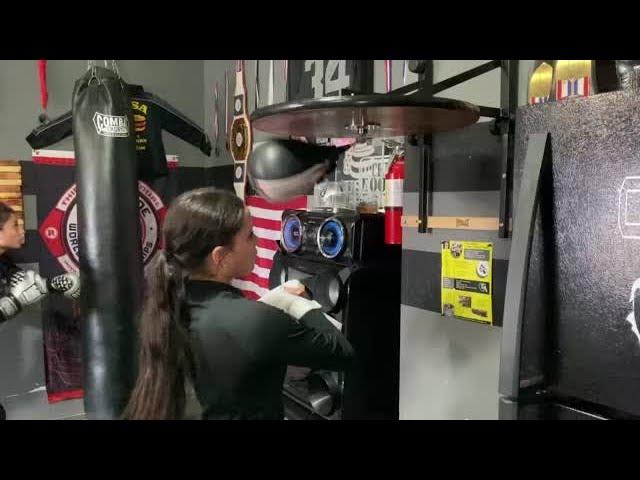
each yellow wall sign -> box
[441,240,493,325]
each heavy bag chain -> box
[86,60,121,84]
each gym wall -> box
[0,60,218,419]
[0,59,537,420]
[204,59,537,419]
[398,60,535,419]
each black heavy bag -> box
[72,66,143,419]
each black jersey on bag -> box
[26,84,211,180]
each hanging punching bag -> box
[248,139,349,202]
[72,65,143,419]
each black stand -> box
[498,132,551,419]
[400,60,519,238]
[406,61,434,234]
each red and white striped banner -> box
[32,149,180,168]
[231,194,308,300]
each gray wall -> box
[374,60,533,115]
[397,60,535,419]
[0,60,207,167]
[0,60,208,419]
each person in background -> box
[0,202,80,420]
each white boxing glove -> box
[0,270,49,320]
[259,280,322,320]
[48,272,81,300]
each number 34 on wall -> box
[304,60,350,97]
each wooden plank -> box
[0,173,22,180]
[0,167,22,173]
[0,185,22,193]
[0,192,22,199]
[402,215,500,231]
[0,179,21,186]
[3,205,23,212]
[0,160,19,166]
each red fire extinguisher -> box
[384,148,405,245]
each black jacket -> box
[186,280,354,420]
[26,84,211,180]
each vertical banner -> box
[29,150,179,403]
[441,240,493,325]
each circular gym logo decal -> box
[39,181,166,273]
